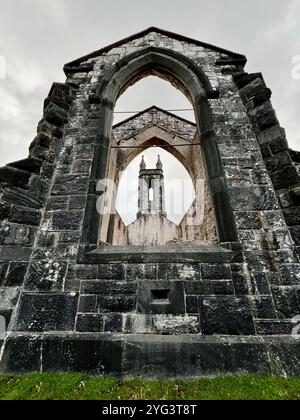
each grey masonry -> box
[0,28,300,378]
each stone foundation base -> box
[1,334,300,378]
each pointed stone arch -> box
[82,46,238,254]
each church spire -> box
[139,155,146,171]
[156,155,163,170]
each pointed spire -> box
[156,155,163,170]
[140,155,146,171]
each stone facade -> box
[0,28,300,377]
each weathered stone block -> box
[52,175,89,196]
[0,263,8,285]
[24,261,67,291]
[0,287,20,310]
[232,272,250,295]
[249,101,278,131]
[266,151,292,174]
[260,143,272,159]
[144,263,157,279]
[5,262,28,287]
[255,320,294,335]
[9,206,41,226]
[0,167,31,189]
[0,223,35,246]
[184,281,213,295]
[271,167,299,190]
[46,196,69,211]
[211,280,235,295]
[59,231,80,244]
[103,313,123,333]
[290,226,300,245]
[72,160,91,174]
[81,280,136,295]
[0,336,42,373]
[44,102,68,127]
[282,207,300,226]
[0,203,11,220]
[14,292,78,332]
[157,263,203,282]
[199,296,255,335]
[229,186,278,211]
[1,188,43,209]
[0,246,32,262]
[52,211,83,231]
[249,296,277,319]
[269,137,288,154]
[257,125,286,146]
[280,264,300,285]
[98,264,125,280]
[31,132,52,149]
[76,265,98,279]
[152,315,200,335]
[76,314,103,332]
[69,196,86,210]
[235,211,261,229]
[272,286,300,318]
[97,295,136,313]
[126,264,144,280]
[78,295,97,313]
[186,295,199,313]
[8,157,43,175]
[201,263,231,280]
[250,272,271,295]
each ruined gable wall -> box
[0,31,299,339]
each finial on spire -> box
[140,155,146,171]
[156,155,163,170]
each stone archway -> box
[99,107,217,246]
[82,47,238,254]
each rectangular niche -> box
[151,289,171,305]
[137,281,185,315]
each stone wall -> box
[0,29,299,376]
[127,214,178,246]
[0,82,74,332]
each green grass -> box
[0,373,300,400]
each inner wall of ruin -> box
[108,107,217,246]
[0,28,300,376]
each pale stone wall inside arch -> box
[108,107,218,246]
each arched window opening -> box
[97,70,218,247]
[116,147,195,227]
[148,178,154,202]
[113,76,195,126]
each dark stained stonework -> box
[0,28,299,377]
[1,335,300,378]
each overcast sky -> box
[0,0,299,170]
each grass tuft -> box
[0,373,299,400]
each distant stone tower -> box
[127,156,178,246]
[137,155,166,218]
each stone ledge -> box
[1,333,300,378]
[84,244,241,264]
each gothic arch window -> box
[80,46,239,259]
[148,178,154,203]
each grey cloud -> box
[0,0,299,168]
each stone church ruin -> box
[0,28,300,377]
